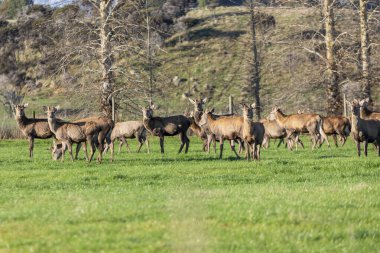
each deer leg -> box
[356,141,361,157]
[245,141,250,161]
[219,137,224,159]
[82,141,89,161]
[277,138,284,149]
[145,138,150,154]
[178,133,185,154]
[87,136,95,163]
[137,138,143,153]
[184,135,190,154]
[257,144,261,160]
[206,135,213,154]
[118,138,123,154]
[110,140,115,162]
[159,136,165,154]
[364,139,368,157]
[122,137,131,153]
[332,134,338,147]
[74,143,81,160]
[212,135,217,154]
[28,136,34,159]
[67,141,74,162]
[229,140,240,159]
[61,142,67,162]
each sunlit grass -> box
[0,136,379,252]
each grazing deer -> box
[349,99,380,157]
[106,121,150,161]
[142,104,191,154]
[51,116,113,162]
[188,97,244,154]
[242,104,265,160]
[198,108,243,159]
[270,106,330,150]
[14,104,54,158]
[359,98,380,120]
[46,106,100,162]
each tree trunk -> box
[249,0,261,120]
[359,0,371,102]
[99,0,114,118]
[324,0,341,116]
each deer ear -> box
[210,108,215,113]
[55,105,60,111]
[352,99,358,104]
[364,98,370,103]
[150,104,156,110]
[188,98,195,105]
[23,103,29,108]
[251,103,256,109]
[201,97,207,104]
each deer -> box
[46,106,100,162]
[142,104,191,154]
[198,108,244,159]
[106,121,150,161]
[297,110,350,147]
[260,118,304,150]
[187,112,208,152]
[242,104,265,160]
[188,97,244,154]
[349,99,380,157]
[14,104,54,158]
[359,98,380,120]
[270,106,330,150]
[318,116,351,147]
[50,116,113,162]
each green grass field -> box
[0,137,379,252]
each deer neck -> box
[47,116,61,134]
[15,114,28,128]
[194,110,203,124]
[351,113,360,134]
[360,106,371,118]
[275,111,286,126]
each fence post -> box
[112,96,115,122]
[343,93,347,117]
[229,95,233,114]
[33,111,35,119]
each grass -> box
[0,136,379,252]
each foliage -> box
[0,137,379,252]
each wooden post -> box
[229,95,233,114]
[112,96,115,122]
[343,94,347,117]
[33,111,35,119]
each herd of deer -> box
[13,97,380,163]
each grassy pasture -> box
[0,136,379,252]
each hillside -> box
[1,5,380,122]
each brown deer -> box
[14,104,54,158]
[242,104,265,160]
[107,121,150,161]
[359,98,380,120]
[188,97,244,154]
[270,106,330,150]
[198,108,243,159]
[319,116,351,147]
[46,106,100,162]
[349,99,380,157]
[142,104,191,154]
[187,112,208,152]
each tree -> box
[248,0,261,119]
[323,0,342,115]
[359,0,371,102]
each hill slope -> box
[1,6,380,121]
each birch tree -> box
[359,0,371,102]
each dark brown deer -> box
[270,106,330,150]
[142,104,191,154]
[242,104,265,160]
[359,98,380,120]
[349,99,380,157]
[14,104,54,158]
